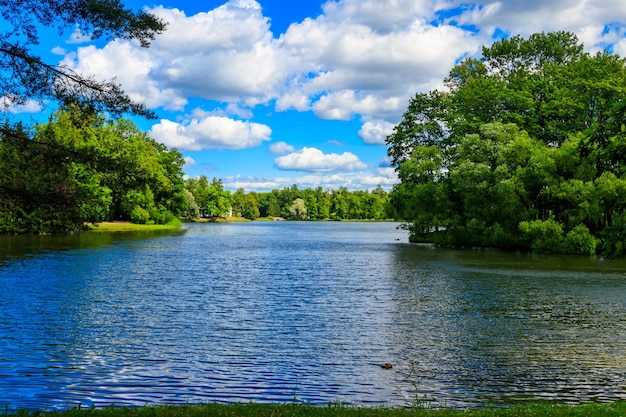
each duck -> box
[380,363,393,369]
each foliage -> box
[184,176,232,218]
[289,197,307,220]
[0,0,165,119]
[184,181,392,222]
[0,107,186,233]
[387,32,626,256]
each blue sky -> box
[6,0,626,191]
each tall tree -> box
[0,0,166,118]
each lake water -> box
[1,222,626,410]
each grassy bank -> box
[185,216,251,223]
[85,220,182,232]
[5,402,626,417]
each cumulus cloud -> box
[66,27,92,44]
[59,0,625,121]
[51,46,66,55]
[0,96,43,113]
[60,0,287,110]
[275,91,311,111]
[358,120,396,145]
[269,141,295,155]
[225,175,282,191]
[615,38,626,56]
[149,114,272,151]
[62,40,187,111]
[53,0,625,192]
[183,156,196,168]
[275,147,367,172]
[281,5,479,121]
[224,169,398,192]
[312,90,405,121]
[454,0,626,47]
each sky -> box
[9,0,626,191]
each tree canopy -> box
[0,106,186,233]
[0,0,166,118]
[387,32,626,257]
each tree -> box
[241,192,260,220]
[0,0,166,118]
[388,32,626,255]
[289,198,307,220]
[0,106,186,232]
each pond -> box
[1,222,626,410]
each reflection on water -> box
[1,222,625,410]
[388,247,626,406]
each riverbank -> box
[5,402,626,417]
[84,220,183,232]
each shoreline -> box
[84,221,183,232]
[4,402,626,417]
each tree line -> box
[386,32,626,257]
[183,178,391,221]
[0,106,392,234]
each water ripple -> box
[1,222,626,410]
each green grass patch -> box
[4,402,626,417]
[85,220,182,232]
[215,216,250,223]
[184,217,251,223]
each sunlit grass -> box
[85,220,182,232]
[4,402,626,417]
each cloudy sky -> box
[23,0,626,190]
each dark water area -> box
[1,222,625,410]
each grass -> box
[4,402,626,417]
[85,220,182,232]
[185,216,251,223]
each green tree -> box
[315,187,331,219]
[258,192,281,218]
[388,31,626,255]
[241,192,260,220]
[0,106,187,232]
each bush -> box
[519,218,564,253]
[130,206,151,224]
[563,224,598,255]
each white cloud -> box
[51,46,66,55]
[615,38,626,56]
[0,96,43,113]
[269,141,295,155]
[312,90,404,121]
[275,147,367,172]
[60,0,287,110]
[454,1,626,48]
[148,2,287,104]
[223,169,398,192]
[281,7,479,121]
[225,175,282,191]
[67,27,92,44]
[275,91,311,111]
[150,115,272,151]
[358,120,396,145]
[62,40,187,111]
[59,0,625,130]
[184,156,196,168]
[321,0,433,33]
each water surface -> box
[1,222,625,409]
